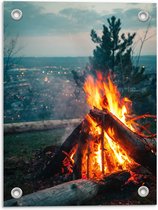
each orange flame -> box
[62,72,151,180]
[82,72,138,179]
[83,72,136,131]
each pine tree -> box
[90,16,153,114]
[72,16,155,114]
[90,16,136,77]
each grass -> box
[4,128,65,160]
[4,128,65,200]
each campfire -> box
[5,72,156,206]
[63,72,138,179]
[43,72,156,180]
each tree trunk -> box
[4,171,130,206]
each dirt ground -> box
[4,142,156,205]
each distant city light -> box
[44,77,49,82]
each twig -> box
[136,19,151,66]
[128,114,156,122]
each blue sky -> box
[4,2,156,56]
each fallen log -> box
[90,108,156,174]
[4,171,130,206]
[4,119,82,134]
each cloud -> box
[4,2,156,38]
[122,7,156,29]
[4,2,73,36]
[59,8,101,24]
[102,6,156,30]
[4,2,156,56]
[4,2,103,37]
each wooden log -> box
[87,141,90,178]
[101,115,105,175]
[4,119,82,134]
[89,108,156,174]
[41,121,89,178]
[4,171,130,206]
[73,136,87,179]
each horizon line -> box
[8,55,157,58]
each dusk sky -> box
[4,2,156,57]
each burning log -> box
[90,108,156,174]
[4,171,130,206]
[40,109,156,179]
[39,72,156,180]
[73,136,87,179]
[101,115,105,175]
[41,121,89,178]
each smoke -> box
[42,75,88,120]
[61,124,77,144]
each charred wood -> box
[40,121,89,178]
[90,108,156,174]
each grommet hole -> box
[138,186,149,197]
[11,187,23,199]
[138,11,150,22]
[11,9,23,21]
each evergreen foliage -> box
[72,16,155,114]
